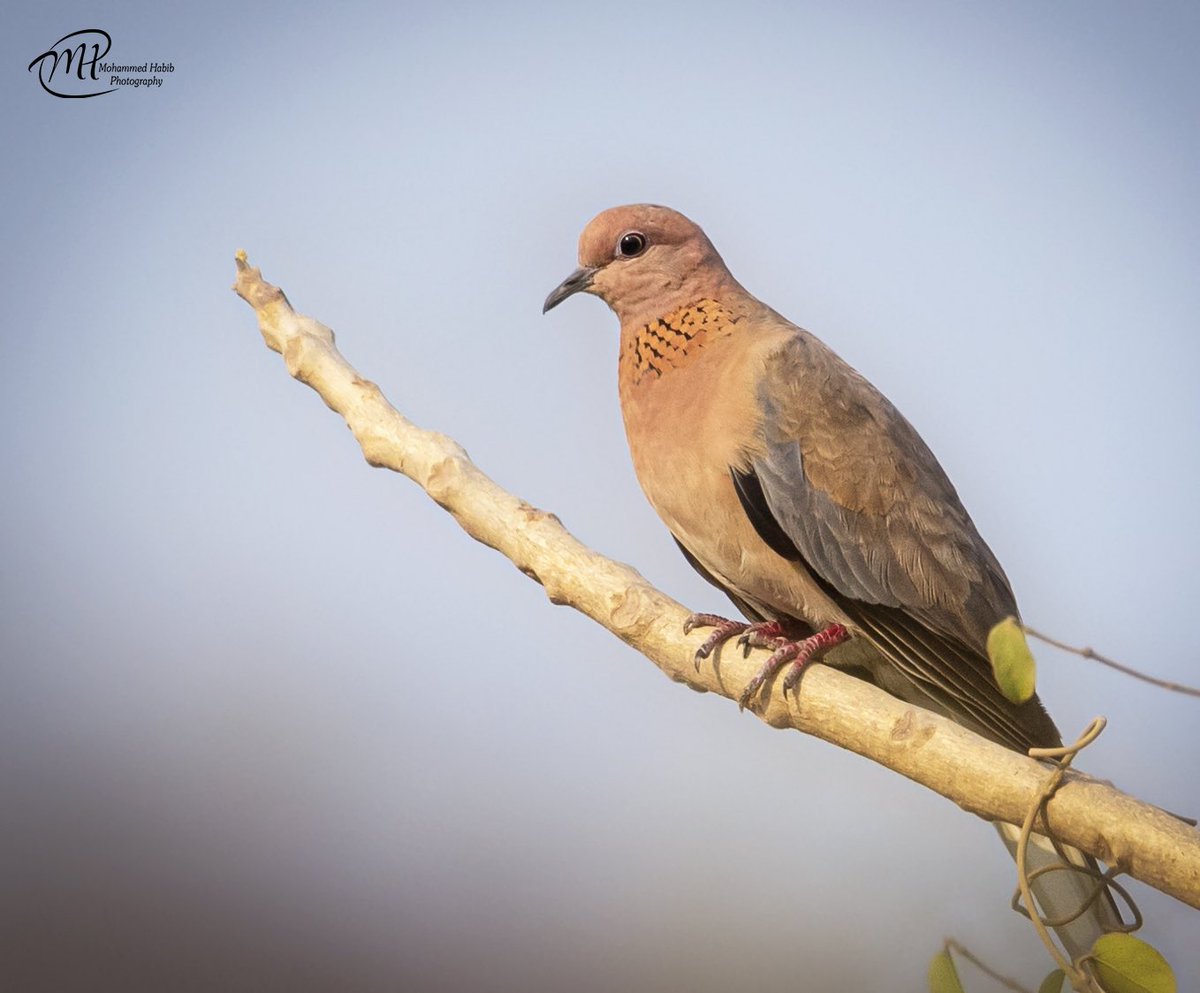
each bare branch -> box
[944,939,1033,993]
[231,252,1200,913]
[1024,625,1200,699]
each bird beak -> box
[542,266,597,313]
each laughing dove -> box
[544,204,1121,962]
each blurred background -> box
[3,2,1197,990]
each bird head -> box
[543,204,734,323]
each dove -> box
[543,203,1122,964]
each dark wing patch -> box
[730,467,803,562]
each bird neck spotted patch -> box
[621,299,741,385]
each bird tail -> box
[995,822,1124,963]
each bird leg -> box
[735,623,849,711]
[684,615,798,667]
[736,621,786,652]
[691,618,849,709]
[684,614,849,708]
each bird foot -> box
[736,620,786,654]
[684,613,751,667]
[736,623,850,711]
[683,615,787,668]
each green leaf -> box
[928,950,965,993]
[1090,933,1176,993]
[1037,970,1066,993]
[987,616,1037,703]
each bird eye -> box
[617,232,647,258]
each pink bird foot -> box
[684,614,849,707]
[735,620,786,653]
[684,615,800,668]
[734,623,849,711]
[683,613,755,667]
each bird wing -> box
[735,330,1060,751]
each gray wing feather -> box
[753,332,1016,648]
[745,331,1060,750]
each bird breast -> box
[617,301,845,629]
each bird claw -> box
[782,662,808,696]
[735,620,785,656]
[737,679,762,711]
[738,641,802,710]
[685,615,793,669]
[684,614,751,668]
[684,616,851,707]
[739,624,851,710]
[682,613,722,636]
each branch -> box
[231,251,1200,912]
[1023,625,1200,699]
[944,939,1033,993]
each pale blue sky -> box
[3,2,1198,990]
